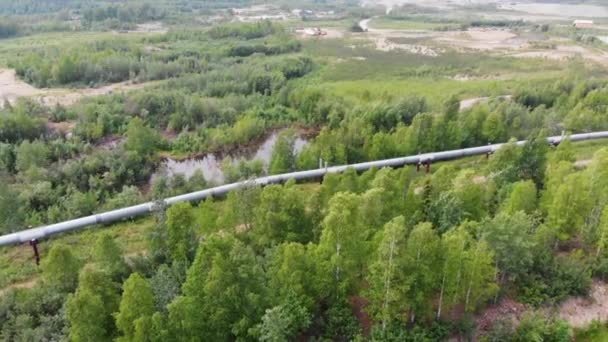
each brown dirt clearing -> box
[559,280,608,328]
[0,69,156,108]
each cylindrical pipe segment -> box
[1,131,607,247]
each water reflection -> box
[153,131,309,185]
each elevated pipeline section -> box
[1,131,608,247]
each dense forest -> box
[3,0,608,340]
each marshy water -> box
[152,131,309,184]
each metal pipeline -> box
[1,131,607,247]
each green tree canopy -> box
[41,243,81,292]
[115,273,156,340]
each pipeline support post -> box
[425,160,431,174]
[29,239,40,266]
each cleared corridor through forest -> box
[1,131,608,247]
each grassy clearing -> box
[571,138,608,160]
[301,36,578,82]
[310,77,529,109]
[0,31,150,66]
[0,217,154,289]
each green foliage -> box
[546,172,592,242]
[92,233,129,280]
[165,202,196,265]
[269,130,296,174]
[115,273,156,340]
[487,312,572,341]
[517,253,591,306]
[0,106,45,144]
[366,216,410,327]
[67,266,120,341]
[258,294,311,342]
[149,264,182,313]
[252,184,312,248]
[7,5,608,341]
[369,322,450,341]
[501,180,537,215]
[323,299,362,341]
[168,234,269,341]
[15,140,49,173]
[483,211,535,280]
[66,289,108,342]
[513,313,572,342]
[41,243,81,292]
[0,19,19,38]
[316,192,370,296]
[125,117,161,157]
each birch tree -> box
[366,216,409,329]
[463,239,497,312]
[437,227,469,319]
[403,222,441,323]
[317,192,366,296]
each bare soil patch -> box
[358,18,440,56]
[559,280,608,328]
[0,277,38,297]
[511,45,608,66]
[115,22,167,34]
[435,28,522,51]
[460,95,512,111]
[47,121,77,136]
[476,298,527,333]
[0,69,155,108]
[0,69,44,105]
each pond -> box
[152,131,310,185]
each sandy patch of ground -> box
[559,281,608,328]
[476,298,527,333]
[373,37,440,55]
[296,28,344,39]
[236,13,291,22]
[121,22,167,34]
[47,121,76,136]
[144,45,164,53]
[499,3,608,19]
[450,73,508,81]
[359,18,440,55]
[0,69,44,106]
[232,4,273,15]
[233,4,305,22]
[96,135,126,150]
[361,0,490,13]
[0,277,38,297]
[435,28,523,51]
[574,159,592,169]
[511,45,608,66]
[460,95,512,111]
[0,69,155,108]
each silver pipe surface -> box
[1,131,607,247]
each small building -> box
[574,20,594,28]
